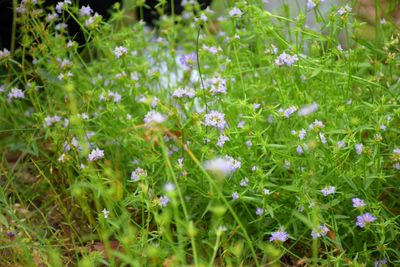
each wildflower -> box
[275,52,299,66]
[55,22,68,31]
[278,106,297,118]
[46,12,59,22]
[284,160,291,169]
[268,114,275,124]
[356,212,377,228]
[204,111,227,130]
[263,188,271,195]
[321,186,336,196]
[44,115,62,127]
[298,103,318,116]
[159,196,170,207]
[311,225,330,239]
[229,7,242,17]
[270,228,288,242]
[57,153,67,163]
[309,120,325,130]
[232,192,239,200]
[113,46,128,58]
[164,182,176,192]
[245,140,253,147]
[79,5,93,17]
[253,103,261,110]
[298,129,307,140]
[355,143,363,155]
[393,163,400,170]
[8,88,25,101]
[306,0,316,10]
[102,208,109,219]
[380,125,386,131]
[296,145,304,155]
[352,198,366,208]
[88,148,104,161]
[144,110,166,125]
[204,76,227,95]
[337,140,346,149]
[173,87,196,98]
[204,156,241,177]
[240,177,249,187]
[217,134,229,147]
[256,207,264,216]
[130,167,147,182]
[0,48,10,59]
[380,18,386,25]
[338,4,352,16]
[374,258,387,267]
[319,132,327,144]
[202,44,222,55]
[180,52,197,68]
[55,0,71,14]
[85,13,102,29]
[237,120,245,128]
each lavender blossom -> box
[311,225,330,239]
[352,198,366,208]
[270,228,288,242]
[356,213,377,228]
[88,148,104,161]
[321,186,336,196]
[204,111,227,130]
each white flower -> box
[298,103,318,116]
[102,208,109,219]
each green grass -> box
[0,0,399,266]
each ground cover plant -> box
[0,0,399,266]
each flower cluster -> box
[8,88,25,101]
[204,76,227,95]
[270,228,288,242]
[113,46,128,58]
[88,148,104,161]
[311,224,330,239]
[275,52,299,66]
[173,87,196,99]
[130,167,147,182]
[204,156,241,177]
[204,111,227,130]
[356,213,377,228]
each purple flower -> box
[321,186,336,196]
[204,111,227,130]
[8,88,25,101]
[355,143,363,155]
[356,213,377,228]
[144,110,166,125]
[240,177,249,187]
[306,0,316,10]
[275,52,299,67]
[217,134,229,148]
[204,76,227,95]
[159,195,170,207]
[311,225,330,239]
[337,140,346,149]
[88,148,104,161]
[180,52,197,67]
[296,145,304,155]
[270,228,288,242]
[352,198,366,208]
[232,192,239,200]
[229,7,242,17]
[173,87,196,99]
[256,207,264,216]
[130,167,147,182]
[374,258,387,267]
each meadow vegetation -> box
[0,0,399,266]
